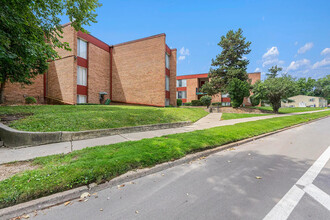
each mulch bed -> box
[0,113,33,125]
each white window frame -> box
[77,38,87,59]
[165,53,170,69]
[176,79,187,87]
[165,75,170,91]
[165,98,170,106]
[77,66,87,86]
[176,91,187,99]
[77,95,87,104]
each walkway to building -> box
[0,109,328,164]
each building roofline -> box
[112,33,166,47]
[177,72,260,79]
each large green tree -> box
[0,0,101,103]
[266,65,282,78]
[295,77,316,96]
[202,28,251,107]
[252,71,297,113]
[313,75,330,102]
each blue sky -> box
[63,0,330,79]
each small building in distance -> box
[281,95,328,108]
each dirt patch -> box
[0,113,33,125]
[0,161,38,181]
[216,107,272,114]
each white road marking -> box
[263,185,305,220]
[296,146,330,187]
[263,146,330,220]
[304,184,330,211]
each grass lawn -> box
[0,105,208,132]
[251,106,327,114]
[0,110,329,209]
[221,113,271,120]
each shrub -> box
[191,100,202,106]
[25,96,37,104]
[177,99,182,107]
[212,102,222,106]
[250,95,260,106]
[184,102,192,106]
[200,95,212,107]
[227,78,250,108]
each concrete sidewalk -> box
[0,109,328,164]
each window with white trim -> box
[165,53,170,69]
[77,95,87,104]
[176,79,187,87]
[77,66,87,86]
[165,75,170,91]
[176,91,186,99]
[77,38,87,59]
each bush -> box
[191,100,202,106]
[177,99,182,107]
[227,78,250,108]
[200,95,212,107]
[250,95,260,106]
[25,96,37,104]
[212,102,222,106]
[184,102,192,106]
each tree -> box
[202,28,251,99]
[314,75,330,102]
[295,77,316,96]
[200,95,212,108]
[252,73,297,113]
[0,0,102,103]
[227,78,250,108]
[266,65,282,78]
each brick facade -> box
[177,72,261,106]
[3,24,177,107]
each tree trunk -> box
[272,101,281,114]
[0,81,5,104]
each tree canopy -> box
[0,0,102,103]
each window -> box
[221,93,230,98]
[77,95,87,104]
[222,102,231,106]
[77,66,87,86]
[77,38,87,59]
[165,53,170,69]
[309,98,315,102]
[165,75,170,91]
[176,91,187,99]
[176,79,187,87]
[165,98,170,106]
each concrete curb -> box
[0,115,329,219]
[0,121,191,148]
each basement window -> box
[77,95,87,104]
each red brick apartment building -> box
[176,72,261,106]
[2,24,177,107]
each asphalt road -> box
[28,117,330,220]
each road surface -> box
[27,117,330,220]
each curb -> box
[0,121,191,148]
[0,115,329,219]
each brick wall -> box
[186,78,198,102]
[87,43,110,104]
[169,49,177,106]
[112,34,166,107]
[46,25,77,104]
[2,75,44,104]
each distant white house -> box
[281,95,328,108]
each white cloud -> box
[312,57,330,69]
[262,47,279,59]
[178,56,186,61]
[179,47,190,56]
[287,59,311,71]
[297,42,313,54]
[178,47,190,61]
[254,67,261,72]
[262,46,284,67]
[321,48,330,56]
